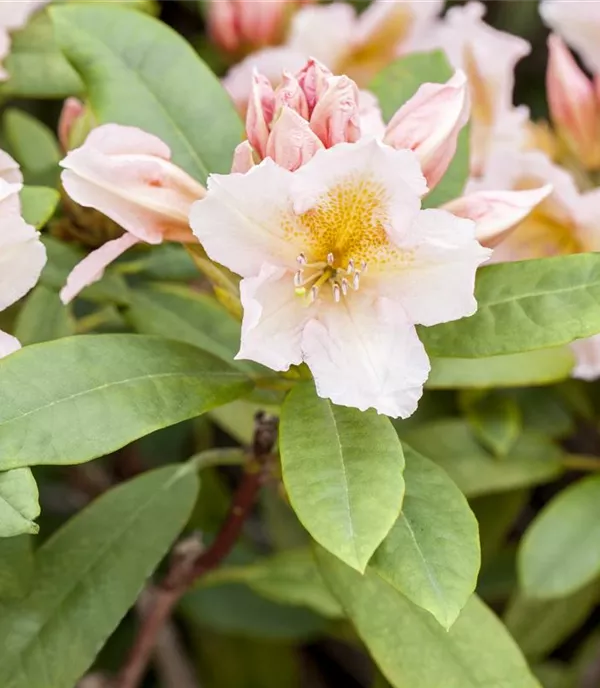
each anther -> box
[297,253,307,265]
[310,285,319,302]
[294,270,304,287]
[341,278,349,296]
[361,260,367,272]
[332,283,341,302]
[327,252,335,266]
[347,259,354,274]
[353,271,360,290]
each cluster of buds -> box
[546,34,600,171]
[208,0,310,57]
[233,58,470,190]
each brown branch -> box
[116,412,278,688]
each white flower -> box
[191,139,490,417]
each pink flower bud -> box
[383,71,470,190]
[295,57,332,113]
[231,140,257,173]
[275,71,309,120]
[246,70,276,158]
[547,34,600,168]
[309,75,361,147]
[58,97,85,151]
[265,106,324,171]
[444,185,553,248]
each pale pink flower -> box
[409,1,531,177]
[0,0,49,81]
[191,138,491,417]
[59,124,206,304]
[541,0,600,74]
[224,0,442,108]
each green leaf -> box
[202,549,343,618]
[471,490,529,564]
[464,393,522,457]
[316,547,541,688]
[117,244,197,281]
[3,109,61,186]
[0,334,252,470]
[0,469,39,537]
[420,255,600,358]
[51,4,243,182]
[0,536,33,600]
[280,383,405,572]
[20,187,60,230]
[0,464,199,688]
[518,476,600,599]
[370,447,480,629]
[369,51,469,206]
[427,348,575,389]
[14,285,75,345]
[0,10,83,99]
[505,584,600,660]
[403,420,563,497]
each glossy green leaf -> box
[0,469,39,537]
[464,393,522,457]
[316,547,541,688]
[0,536,33,600]
[14,285,75,345]
[403,420,563,496]
[369,51,469,207]
[421,255,600,358]
[20,187,60,230]
[505,584,600,660]
[0,464,199,688]
[0,10,83,99]
[0,334,252,470]
[427,348,575,389]
[3,109,60,185]
[370,448,480,629]
[202,548,343,618]
[519,476,600,599]
[280,383,405,572]
[117,244,197,281]
[51,4,243,182]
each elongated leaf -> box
[0,334,252,470]
[51,4,242,182]
[427,348,574,389]
[0,464,199,688]
[369,51,469,207]
[403,420,563,496]
[14,285,75,345]
[20,187,60,230]
[0,470,39,537]
[280,383,405,572]
[420,254,600,358]
[370,448,480,629]
[471,490,529,564]
[202,549,343,618]
[0,536,33,600]
[316,547,540,688]
[505,584,600,660]
[519,476,600,599]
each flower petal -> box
[572,334,600,381]
[231,140,257,174]
[190,158,300,276]
[266,106,324,171]
[376,208,491,327]
[541,0,600,73]
[309,75,361,147]
[0,331,20,358]
[236,263,312,370]
[301,294,430,418]
[0,216,46,312]
[60,233,139,305]
[358,89,386,140]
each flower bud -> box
[547,34,600,169]
[309,75,361,147]
[231,140,257,173]
[383,71,470,189]
[246,70,276,158]
[275,71,309,119]
[266,106,323,171]
[295,58,332,113]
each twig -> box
[116,412,278,688]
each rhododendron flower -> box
[208,0,311,57]
[0,0,49,81]
[59,124,206,304]
[546,34,600,170]
[224,0,442,108]
[541,0,600,74]
[409,1,531,177]
[191,139,491,417]
[0,150,46,356]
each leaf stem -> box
[562,454,600,472]
[116,413,278,688]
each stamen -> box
[294,270,304,287]
[341,278,349,296]
[310,285,319,302]
[297,253,307,265]
[353,271,360,290]
[332,283,341,302]
[361,260,367,272]
[327,252,335,266]
[347,259,354,274]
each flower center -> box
[293,251,367,302]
